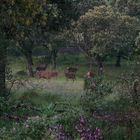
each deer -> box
[36,70,58,79]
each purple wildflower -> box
[50,125,65,140]
[76,117,102,140]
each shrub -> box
[118,71,140,109]
[18,116,49,140]
[81,76,114,113]
[54,102,82,138]
[0,116,50,140]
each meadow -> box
[0,54,139,140]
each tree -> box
[73,6,118,73]
[37,0,82,69]
[73,5,139,72]
[39,31,69,69]
[16,34,35,77]
[11,1,48,77]
[112,15,139,67]
[0,0,48,95]
[46,33,64,69]
[47,0,81,30]
[50,32,70,69]
[0,0,14,95]
[108,0,140,18]
[78,0,106,14]
[0,35,7,95]
[48,0,107,29]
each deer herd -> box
[35,65,95,81]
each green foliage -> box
[135,32,140,53]
[82,76,114,113]
[74,5,139,64]
[1,1,140,139]
[78,0,106,15]
[17,116,49,140]
[54,102,83,137]
[117,70,140,109]
[0,116,50,140]
[0,97,40,118]
[0,0,48,38]
[109,0,140,18]
[48,0,80,30]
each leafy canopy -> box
[74,5,139,61]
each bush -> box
[81,76,114,113]
[54,102,82,138]
[0,116,51,140]
[117,71,140,109]
[17,116,49,140]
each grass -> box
[8,56,140,110]
[3,56,140,140]
[8,56,139,110]
[9,55,137,78]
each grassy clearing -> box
[8,56,139,109]
[2,56,139,140]
[8,56,138,110]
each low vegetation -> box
[0,0,140,140]
[0,57,139,140]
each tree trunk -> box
[89,58,94,71]
[52,50,57,70]
[98,61,103,75]
[0,39,6,96]
[97,56,103,75]
[116,53,121,67]
[25,53,34,77]
[52,57,57,70]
